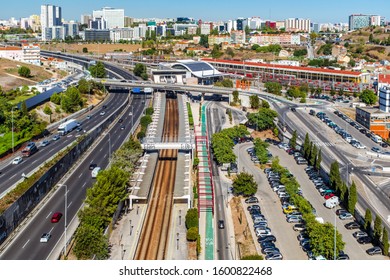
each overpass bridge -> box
[93,78,298,106]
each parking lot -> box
[265,143,387,260]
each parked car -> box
[218,220,225,229]
[265,252,283,260]
[247,205,260,211]
[245,196,259,204]
[336,209,349,216]
[257,235,276,243]
[345,222,360,230]
[371,147,381,153]
[287,216,302,223]
[262,246,280,255]
[339,212,354,220]
[293,223,306,231]
[357,236,372,244]
[337,253,350,260]
[353,231,368,239]
[366,246,382,255]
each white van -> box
[91,167,101,178]
[372,135,383,143]
[325,196,339,209]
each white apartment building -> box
[200,23,212,35]
[41,4,62,41]
[92,7,124,29]
[0,44,40,65]
[284,18,311,32]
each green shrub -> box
[187,227,198,241]
[185,208,198,229]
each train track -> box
[135,97,179,260]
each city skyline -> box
[1,0,390,24]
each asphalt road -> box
[0,96,146,259]
[0,92,127,197]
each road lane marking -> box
[46,211,52,219]
[48,227,54,234]
[22,239,30,249]
[9,174,16,179]
[32,160,37,164]
[79,173,83,178]
[67,201,72,208]
[82,182,86,189]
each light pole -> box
[334,208,337,260]
[59,184,68,258]
[11,107,14,153]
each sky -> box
[1,0,390,23]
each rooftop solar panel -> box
[17,86,64,110]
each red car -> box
[324,193,335,200]
[51,212,63,223]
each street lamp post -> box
[11,107,14,153]
[334,208,337,260]
[59,184,68,258]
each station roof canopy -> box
[170,59,223,78]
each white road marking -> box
[82,182,86,189]
[9,174,16,179]
[32,160,37,164]
[79,173,83,178]
[48,227,54,234]
[67,201,72,209]
[46,211,52,219]
[22,239,30,249]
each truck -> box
[58,119,78,135]
[21,142,38,157]
[132,87,141,94]
[144,87,153,94]
[325,196,340,209]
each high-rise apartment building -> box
[41,4,62,41]
[92,7,124,29]
[284,18,311,32]
[349,14,370,30]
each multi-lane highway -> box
[0,93,127,196]
[0,52,144,259]
[0,93,146,259]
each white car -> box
[40,233,51,243]
[100,111,106,116]
[12,156,23,165]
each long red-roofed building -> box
[202,58,371,92]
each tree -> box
[61,87,84,113]
[303,133,310,158]
[245,25,250,35]
[232,172,258,196]
[360,89,378,105]
[253,138,269,164]
[315,149,322,171]
[50,92,61,104]
[264,82,282,95]
[383,228,389,256]
[241,255,264,260]
[185,208,199,229]
[310,144,318,167]
[261,99,270,109]
[308,222,345,259]
[232,90,240,105]
[247,108,278,131]
[374,215,383,243]
[289,130,298,150]
[73,223,109,259]
[18,66,31,78]
[364,209,372,232]
[347,181,358,214]
[249,95,260,109]
[307,141,313,162]
[226,47,235,57]
[187,227,198,241]
[89,61,106,78]
[133,63,147,77]
[43,105,53,123]
[21,101,28,116]
[211,44,223,59]
[330,161,342,193]
[78,79,90,95]
[82,47,88,53]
